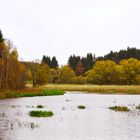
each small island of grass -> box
[136,104,140,109]
[78,105,86,109]
[37,105,44,108]
[109,106,130,112]
[29,110,54,117]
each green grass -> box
[29,110,54,117]
[37,105,44,108]
[109,106,130,112]
[78,105,86,109]
[0,89,64,99]
[43,84,140,94]
[136,104,140,109]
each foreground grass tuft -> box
[78,105,86,109]
[109,106,130,112]
[29,110,54,117]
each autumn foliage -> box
[0,31,27,89]
[1,29,140,90]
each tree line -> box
[23,58,140,85]
[96,47,140,63]
[1,29,140,90]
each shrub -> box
[72,76,86,84]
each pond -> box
[0,92,140,140]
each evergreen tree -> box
[0,30,4,43]
[41,55,51,67]
[86,53,94,70]
[96,47,140,62]
[51,56,58,68]
[68,55,80,71]
[81,53,95,72]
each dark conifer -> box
[51,56,58,68]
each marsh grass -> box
[43,84,140,94]
[26,105,35,108]
[109,106,130,112]
[37,105,44,108]
[136,104,140,109]
[18,121,39,129]
[1,84,140,99]
[30,122,39,129]
[29,110,54,117]
[0,89,64,99]
[78,105,86,109]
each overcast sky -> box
[1,0,140,64]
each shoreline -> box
[42,84,140,95]
[0,84,140,99]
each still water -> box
[0,92,140,140]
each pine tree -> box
[0,30,4,43]
[68,55,80,71]
[81,53,95,72]
[51,56,58,68]
[86,53,94,70]
[41,55,51,67]
[97,47,140,62]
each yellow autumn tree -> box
[57,65,75,84]
[86,60,117,84]
[119,58,140,84]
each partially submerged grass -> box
[26,105,35,108]
[109,106,130,112]
[18,121,39,129]
[0,88,64,99]
[37,105,44,108]
[136,104,140,110]
[43,84,140,94]
[29,110,54,117]
[78,105,86,109]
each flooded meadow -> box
[0,92,140,140]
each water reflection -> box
[0,93,140,140]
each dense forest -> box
[0,29,140,90]
[96,47,140,62]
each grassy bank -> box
[0,84,140,99]
[0,88,64,99]
[42,84,140,94]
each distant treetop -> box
[41,55,59,69]
[0,30,4,43]
[96,47,140,62]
